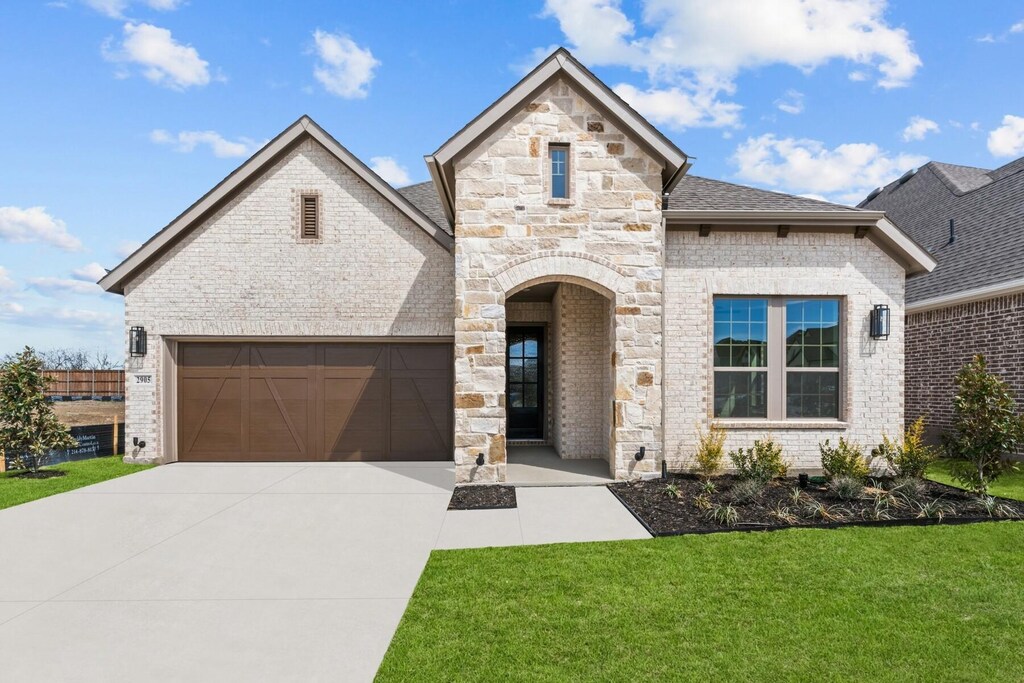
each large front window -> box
[713,297,841,420]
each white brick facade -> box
[122,139,454,463]
[553,283,611,459]
[663,230,906,472]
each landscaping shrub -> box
[729,438,788,482]
[730,478,766,505]
[692,422,726,480]
[827,474,864,501]
[0,347,76,473]
[872,417,937,479]
[664,483,682,500]
[888,476,926,503]
[942,354,1024,496]
[819,437,871,481]
[706,503,739,527]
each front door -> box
[507,327,544,439]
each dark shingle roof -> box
[861,157,1024,303]
[400,175,862,234]
[667,175,860,212]
[397,182,451,236]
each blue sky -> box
[1,0,1023,362]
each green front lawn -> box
[927,458,1024,501]
[0,456,153,510]
[378,523,1024,682]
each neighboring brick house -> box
[860,157,1024,446]
[99,49,935,482]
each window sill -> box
[716,420,849,430]
[546,198,574,207]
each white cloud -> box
[370,157,411,186]
[83,0,183,19]
[538,0,919,130]
[150,129,261,158]
[848,70,869,82]
[614,83,741,130]
[0,302,120,330]
[977,34,996,44]
[987,115,1024,157]
[902,116,939,142]
[311,30,379,99]
[28,277,104,296]
[115,240,142,258]
[73,262,109,282]
[0,267,15,291]
[0,206,83,251]
[1011,21,1024,33]
[775,89,805,115]
[731,134,927,204]
[102,22,211,90]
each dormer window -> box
[549,144,569,199]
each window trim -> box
[547,142,571,202]
[712,295,844,422]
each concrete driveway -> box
[0,462,647,681]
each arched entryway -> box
[454,250,661,484]
[504,278,615,482]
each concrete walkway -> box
[437,486,649,549]
[0,462,648,681]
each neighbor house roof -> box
[860,157,1024,308]
[99,116,454,294]
[424,47,691,226]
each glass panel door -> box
[507,327,544,439]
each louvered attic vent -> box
[301,194,319,239]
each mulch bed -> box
[448,484,517,510]
[609,474,1024,537]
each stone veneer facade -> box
[905,293,1024,451]
[122,139,454,463]
[663,230,906,471]
[453,79,664,482]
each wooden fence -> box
[43,370,125,398]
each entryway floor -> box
[507,445,613,485]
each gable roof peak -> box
[424,46,690,226]
[99,115,453,294]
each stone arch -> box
[493,251,628,300]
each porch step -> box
[508,440,548,447]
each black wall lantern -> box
[869,304,890,340]
[129,326,148,356]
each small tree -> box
[0,347,76,473]
[943,355,1024,496]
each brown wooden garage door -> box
[177,342,452,462]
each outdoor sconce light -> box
[475,453,485,467]
[634,446,646,461]
[869,304,890,340]
[129,326,148,356]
